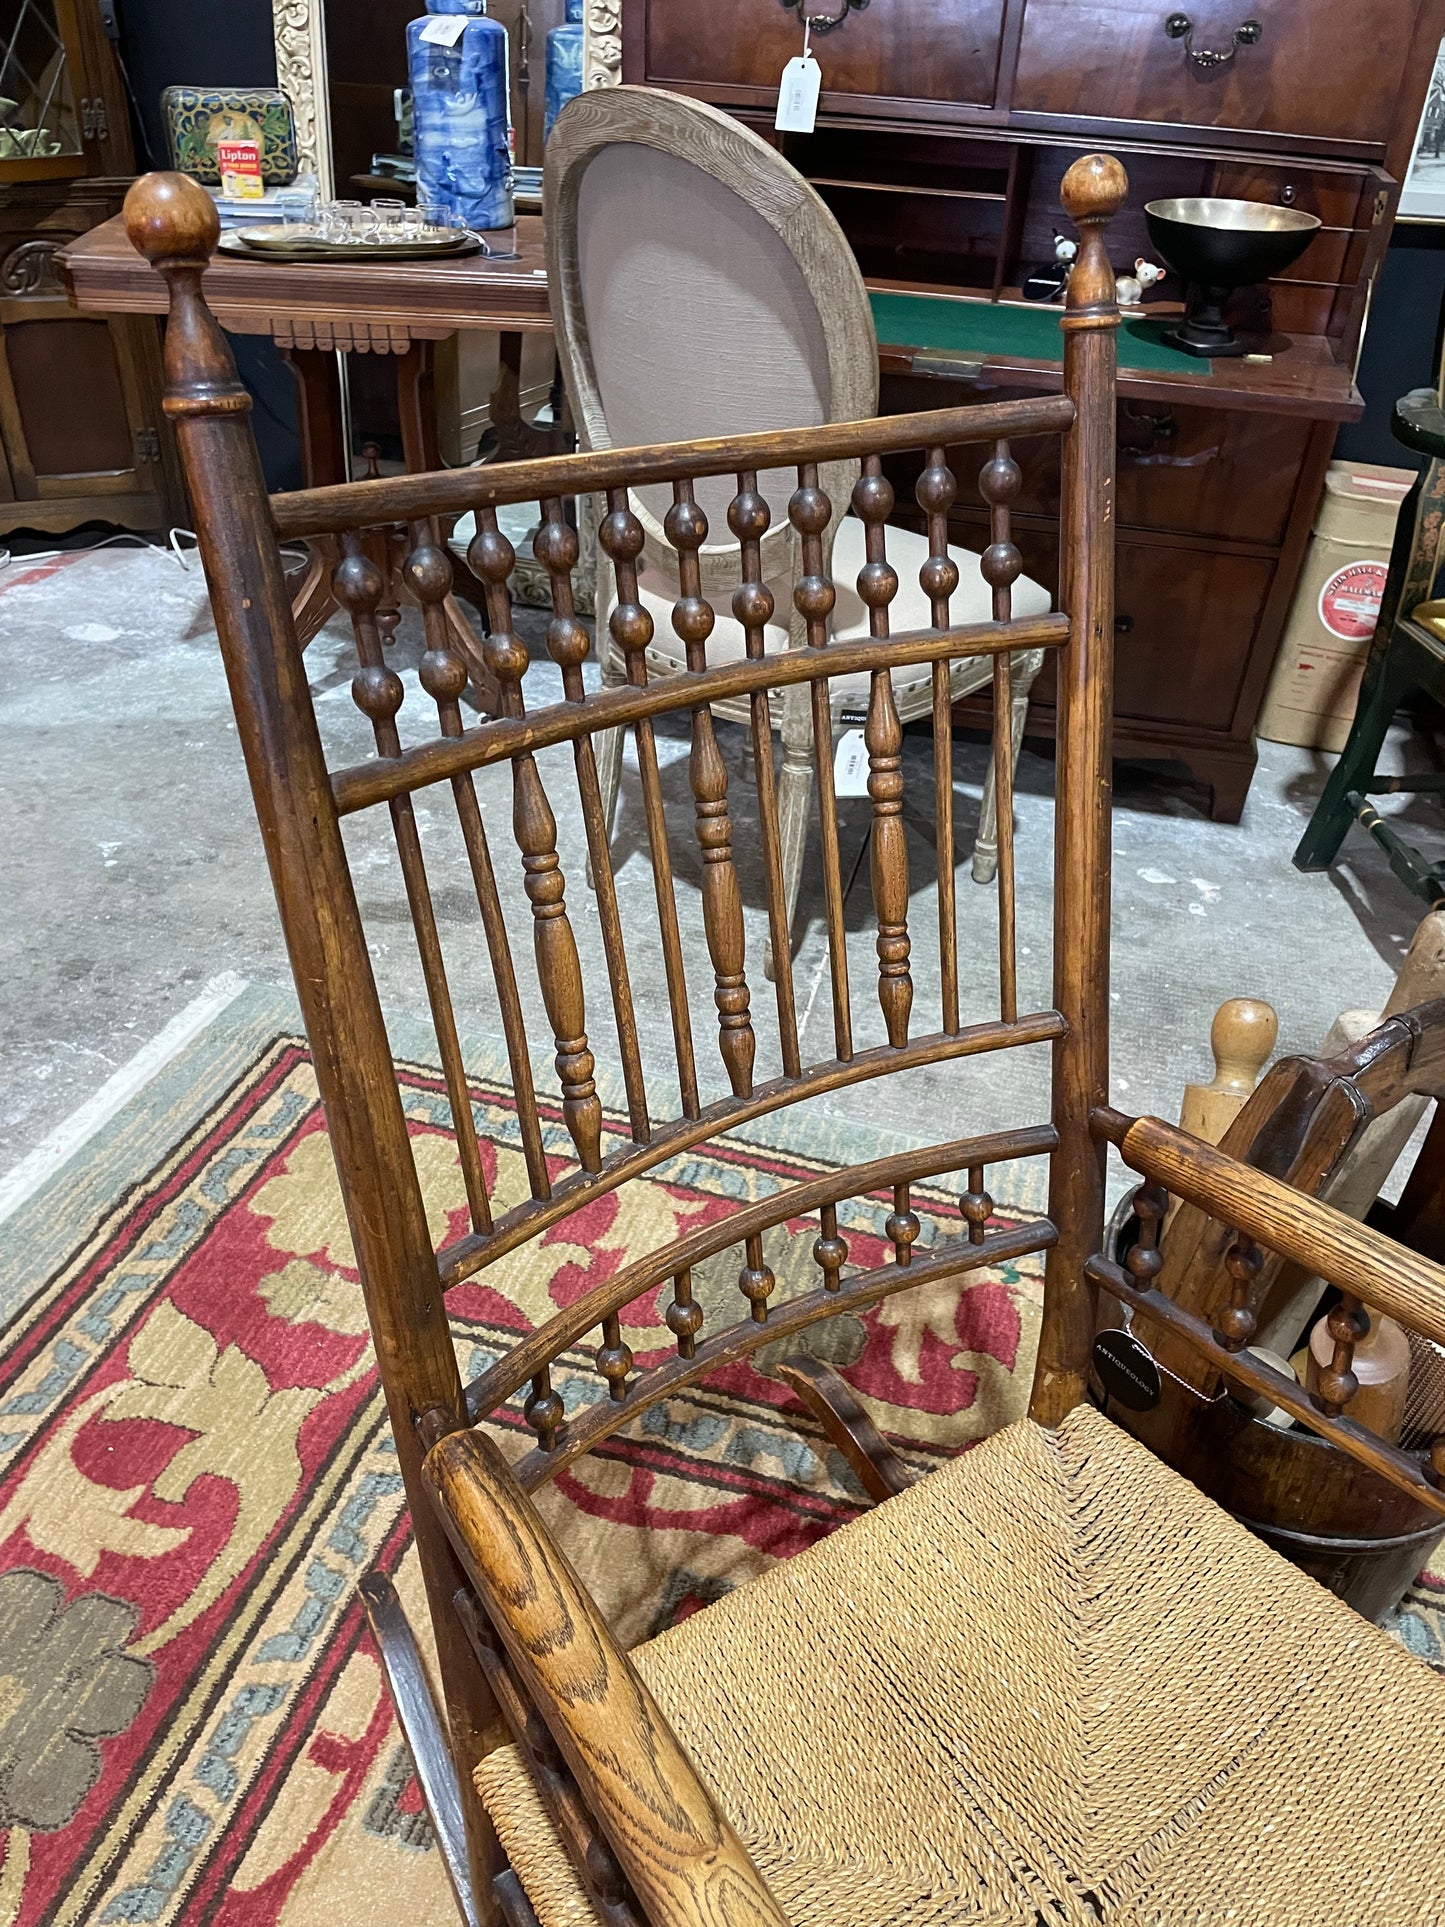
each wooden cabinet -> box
[639,0,1009,116]
[905,393,1312,546]
[0,0,180,537]
[623,0,1445,819]
[1010,0,1412,152]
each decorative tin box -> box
[160,88,300,187]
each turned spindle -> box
[888,1183,921,1266]
[668,481,756,1099]
[961,1166,994,1246]
[525,1368,565,1453]
[667,1270,703,1359]
[814,1205,848,1291]
[738,1235,776,1324]
[596,1313,633,1403]
[1126,1182,1169,1287]
[853,458,913,1049]
[1213,1232,1264,1354]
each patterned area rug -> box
[0,1004,1048,1927]
[2,1000,1443,1927]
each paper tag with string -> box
[419,14,468,45]
[833,728,870,797]
[776,16,821,133]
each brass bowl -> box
[1143,196,1322,357]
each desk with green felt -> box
[868,289,1361,422]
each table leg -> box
[486,330,568,464]
[290,537,341,648]
[280,346,348,647]
[282,345,348,488]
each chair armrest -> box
[424,1428,789,1927]
[1100,1107,1445,1347]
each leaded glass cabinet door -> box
[0,0,90,182]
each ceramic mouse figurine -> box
[1116,258,1165,307]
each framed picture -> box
[1401,38,1445,221]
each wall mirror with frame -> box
[271,0,579,198]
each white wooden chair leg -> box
[766,682,816,981]
[973,655,1035,885]
[587,542,624,890]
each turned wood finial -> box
[1059,152,1129,232]
[1176,995,1277,1157]
[123,171,246,421]
[1209,997,1279,1098]
[1061,154,1129,318]
[123,170,220,269]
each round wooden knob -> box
[1060,153,1129,226]
[1209,997,1278,1097]
[123,170,220,269]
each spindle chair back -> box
[124,146,1445,1927]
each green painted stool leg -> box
[1293,642,1417,872]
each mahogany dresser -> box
[620,0,1445,817]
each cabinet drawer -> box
[885,382,1308,547]
[994,526,1276,731]
[1211,162,1376,231]
[640,0,1007,109]
[1011,0,1407,148]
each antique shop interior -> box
[13,2,1445,1921]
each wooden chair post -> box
[123,173,505,1924]
[1032,154,1126,1425]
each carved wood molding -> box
[582,0,622,89]
[1,238,64,296]
[272,318,444,354]
[273,0,335,196]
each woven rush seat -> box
[477,1403,1445,1927]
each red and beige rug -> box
[0,1014,1055,1927]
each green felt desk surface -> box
[868,290,1206,377]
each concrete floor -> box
[3,539,1443,1212]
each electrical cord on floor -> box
[0,528,311,576]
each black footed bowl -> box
[1142,196,1322,356]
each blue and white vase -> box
[407,0,515,230]
[544,0,584,144]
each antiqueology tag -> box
[1092,1328,1163,1412]
[776,19,822,134]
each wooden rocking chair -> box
[128,148,1445,1927]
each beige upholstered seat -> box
[621,515,1050,717]
[477,1403,1445,1927]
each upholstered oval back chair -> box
[541,89,1048,947]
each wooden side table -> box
[59,214,561,705]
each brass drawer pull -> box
[1164,13,1262,69]
[777,0,868,32]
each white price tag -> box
[775,54,821,133]
[833,728,870,798]
[420,15,468,45]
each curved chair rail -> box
[461,1121,1058,1423]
